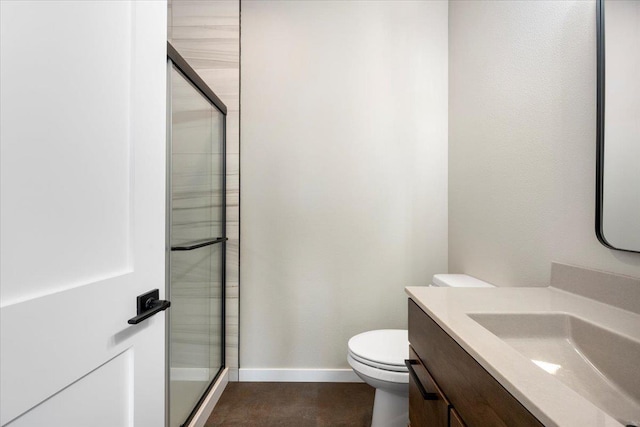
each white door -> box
[0,1,167,426]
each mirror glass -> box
[597,0,640,253]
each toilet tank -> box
[431,274,494,288]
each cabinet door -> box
[408,346,449,427]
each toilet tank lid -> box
[432,274,494,288]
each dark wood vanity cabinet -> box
[449,408,465,427]
[408,347,449,427]
[407,299,544,427]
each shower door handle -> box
[128,289,171,325]
[171,237,228,251]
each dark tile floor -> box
[205,382,375,426]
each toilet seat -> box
[347,349,407,372]
[347,329,408,375]
[348,354,409,384]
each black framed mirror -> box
[596,0,640,254]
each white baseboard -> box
[238,368,362,383]
[228,367,239,382]
[186,367,229,427]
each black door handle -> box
[128,289,171,325]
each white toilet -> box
[347,274,494,427]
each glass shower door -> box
[167,57,226,427]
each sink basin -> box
[469,313,640,425]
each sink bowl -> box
[469,313,640,425]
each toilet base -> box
[371,388,408,427]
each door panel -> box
[9,350,133,427]
[0,1,167,426]
[0,0,134,304]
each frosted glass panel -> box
[169,65,224,427]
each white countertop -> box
[405,285,640,427]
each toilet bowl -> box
[348,274,494,427]
[348,329,409,427]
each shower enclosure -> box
[166,43,227,427]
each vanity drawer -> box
[407,346,449,427]
[408,299,544,427]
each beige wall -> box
[448,0,640,287]
[241,0,449,371]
